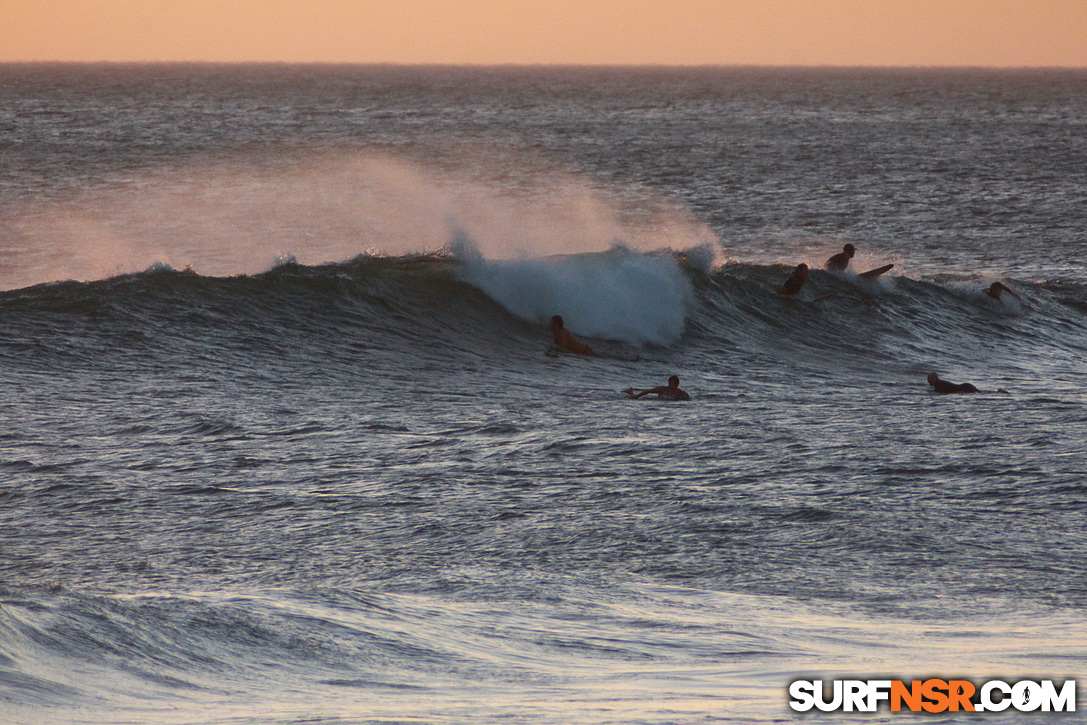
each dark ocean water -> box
[1,65,1086,723]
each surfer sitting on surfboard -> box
[825,243,894,279]
[825,244,855,271]
[550,315,596,356]
[778,263,809,296]
[625,375,690,401]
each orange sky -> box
[2,0,1086,66]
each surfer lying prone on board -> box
[927,373,978,394]
[778,263,809,296]
[927,372,1009,395]
[550,315,596,356]
[625,375,690,401]
[986,282,1021,301]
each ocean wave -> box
[2,251,1086,384]
[455,239,695,346]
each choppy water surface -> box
[1,65,1086,723]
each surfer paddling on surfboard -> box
[927,373,978,394]
[986,282,1021,301]
[625,375,690,401]
[549,315,596,356]
[825,243,893,279]
[926,372,1009,394]
[778,263,809,296]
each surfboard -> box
[859,263,894,279]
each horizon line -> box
[3,60,1087,70]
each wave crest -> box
[456,237,693,346]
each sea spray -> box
[1,150,718,292]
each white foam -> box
[456,237,693,347]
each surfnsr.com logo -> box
[789,679,1076,713]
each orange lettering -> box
[921,679,949,713]
[891,680,923,712]
[948,680,976,712]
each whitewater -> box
[1,65,1086,724]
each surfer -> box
[825,243,894,279]
[778,263,809,296]
[549,315,596,356]
[927,373,978,394]
[986,282,1021,301]
[825,243,856,271]
[625,375,690,401]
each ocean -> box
[1,64,1086,723]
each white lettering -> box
[843,680,868,712]
[867,679,892,711]
[1041,680,1076,712]
[814,680,843,712]
[788,680,816,712]
[981,680,1012,712]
